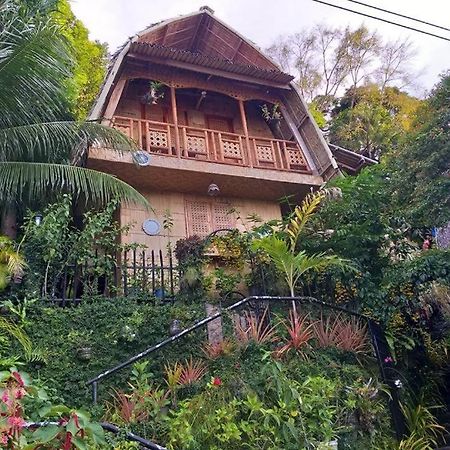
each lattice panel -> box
[113,122,132,138]
[186,135,207,154]
[256,145,274,162]
[186,201,210,237]
[148,130,168,148]
[287,148,306,167]
[212,202,234,230]
[223,140,242,159]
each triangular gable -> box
[135,7,281,72]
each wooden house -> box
[88,6,339,252]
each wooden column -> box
[238,99,253,167]
[102,78,127,126]
[170,86,181,157]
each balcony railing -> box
[111,116,310,173]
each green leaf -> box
[30,424,61,443]
[72,436,88,450]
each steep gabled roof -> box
[135,6,280,72]
[90,7,292,121]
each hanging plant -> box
[261,103,282,124]
[141,81,165,105]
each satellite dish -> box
[142,219,161,236]
[133,151,151,167]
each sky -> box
[70,0,450,97]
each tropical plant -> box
[0,237,25,291]
[314,314,370,354]
[252,191,351,311]
[276,309,314,357]
[178,358,207,386]
[235,308,277,346]
[0,369,106,448]
[398,402,445,450]
[202,338,235,359]
[0,0,147,212]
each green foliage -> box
[17,298,204,407]
[389,72,450,227]
[253,192,351,297]
[18,196,127,297]
[329,85,421,160]
[0,236,25,292]
[53,0,107,119]
[0,368,106,448]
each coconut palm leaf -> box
[0,1,147,206]
[0,162,148,205]
[0,121,136,163]
[0,4,71,127]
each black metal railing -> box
[85,295,405,439]
[41,249,180,305]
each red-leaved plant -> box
[235,308,278,346]
[275,309,314,357]
[202,338,235,359]
[178,357,207,386]
[313,314,369,354]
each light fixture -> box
[34,213,43,226]
[207,182,220,197]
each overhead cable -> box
[346,0,450,32]
[311,0,450,42]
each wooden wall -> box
[119,190,281,254]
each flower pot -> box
[77,346,92,361]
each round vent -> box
[142,219,161,236]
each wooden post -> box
[102,78,127,126]
[170,86,181,156]
[238,99,252,167]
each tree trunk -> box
[1,205,17,239]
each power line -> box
[311,0,450,42]
[346,0,450,33]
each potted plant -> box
[261,103,282,127]
[68,330,93,361]
[141,81,165,105]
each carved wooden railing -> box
[111,116,310,172]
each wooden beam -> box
[188,14,208,52]
[238,99,253,167]
[170,86,181,156]
[126,53,291,89]
[231,40,244,62]
[102,78,127,125]
[160,24,169,45]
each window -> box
[185,198,235,237]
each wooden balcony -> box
[111,116,311,173]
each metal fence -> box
[42,249,180,306]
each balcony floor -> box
[88,149,323,201]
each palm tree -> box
[0,0,147,215]
[252,191,352,312]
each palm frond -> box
[0,316,32,357]
[0,121,137,162]
[0,162,149,206]
[286,191,325,249]
[0,3,71,127]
